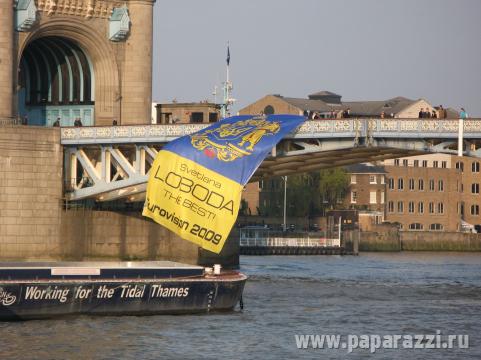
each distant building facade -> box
[238,91,456,119]
[344,164,386,231]
[155,102,220,124]
[384,154,481,232]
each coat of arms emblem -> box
[191,117,281,161]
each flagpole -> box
[222,43,233,119]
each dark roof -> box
[308,90,341,97]
[280,97,337,112]
[342,97,415,117]
[270,93,420,116]
[344,163,386,174]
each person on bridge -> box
[460,108,468,119]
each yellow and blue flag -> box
[142,114,305,253]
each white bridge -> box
[61,118,481,202]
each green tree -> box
[239,199,249,216]
[286,173,320,217]
[318,168,350,213]
[258,168,349,217]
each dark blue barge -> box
[0,261,246,320]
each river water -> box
[0,252,480,359]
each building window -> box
[381,176,385,185]
[433,161,438,168]
[350,175,357,184]
[209,112,218,122]
[394,159,400,166]
[369,175,377,184]
[429,179,435,191]
[422,160,428,168]
[370,191,377,204]
[398,178,404,190]
[397,201,404,213]
[388,178,394,190]
[472,183,480,194]
[161,112,173,124]
[388,201,394,213]
[472,162,480,173]
[429,202,435,214]
[429,223,443,231]
[409,178,415,190]
[461,203,465,216]
[414,160,419,167]
[455,161,464,172]
[471,205,479,215]
[403,159,409,167]
[264,105,275,115]
[442,161,447,169]
[437,202,444,214]
[380,191,385,204]
[438,180,444,192]
[418,202,424,214]
[351,191,357,204]
[191,112,204,123]
[408,201,415,213]
[409,223,424,230]
[418,179,424,191]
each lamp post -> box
[283,176,287,232]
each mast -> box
[221,43,235,118]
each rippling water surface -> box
[1,252,480,359]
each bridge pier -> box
[0,126,236,266]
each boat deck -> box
[0,261,205,280]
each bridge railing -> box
[239,237,341,247]
[60,118,481,145]
[0,117,24,126]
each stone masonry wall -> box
[0,126,63,259]
[0,126,238,266]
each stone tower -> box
[0,0,155,126]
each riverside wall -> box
[0,126,238,267]
[360,226,481,252]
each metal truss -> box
[62,119,481,201]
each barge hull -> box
[0,276,246,320]
[0,262,246,320]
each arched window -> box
[263,105,275,115]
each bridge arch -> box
[17,19,120,126]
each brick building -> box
[384,154,481,232]
[155,102,220,124]
[344,164,386,212]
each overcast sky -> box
[152,0,481,116]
